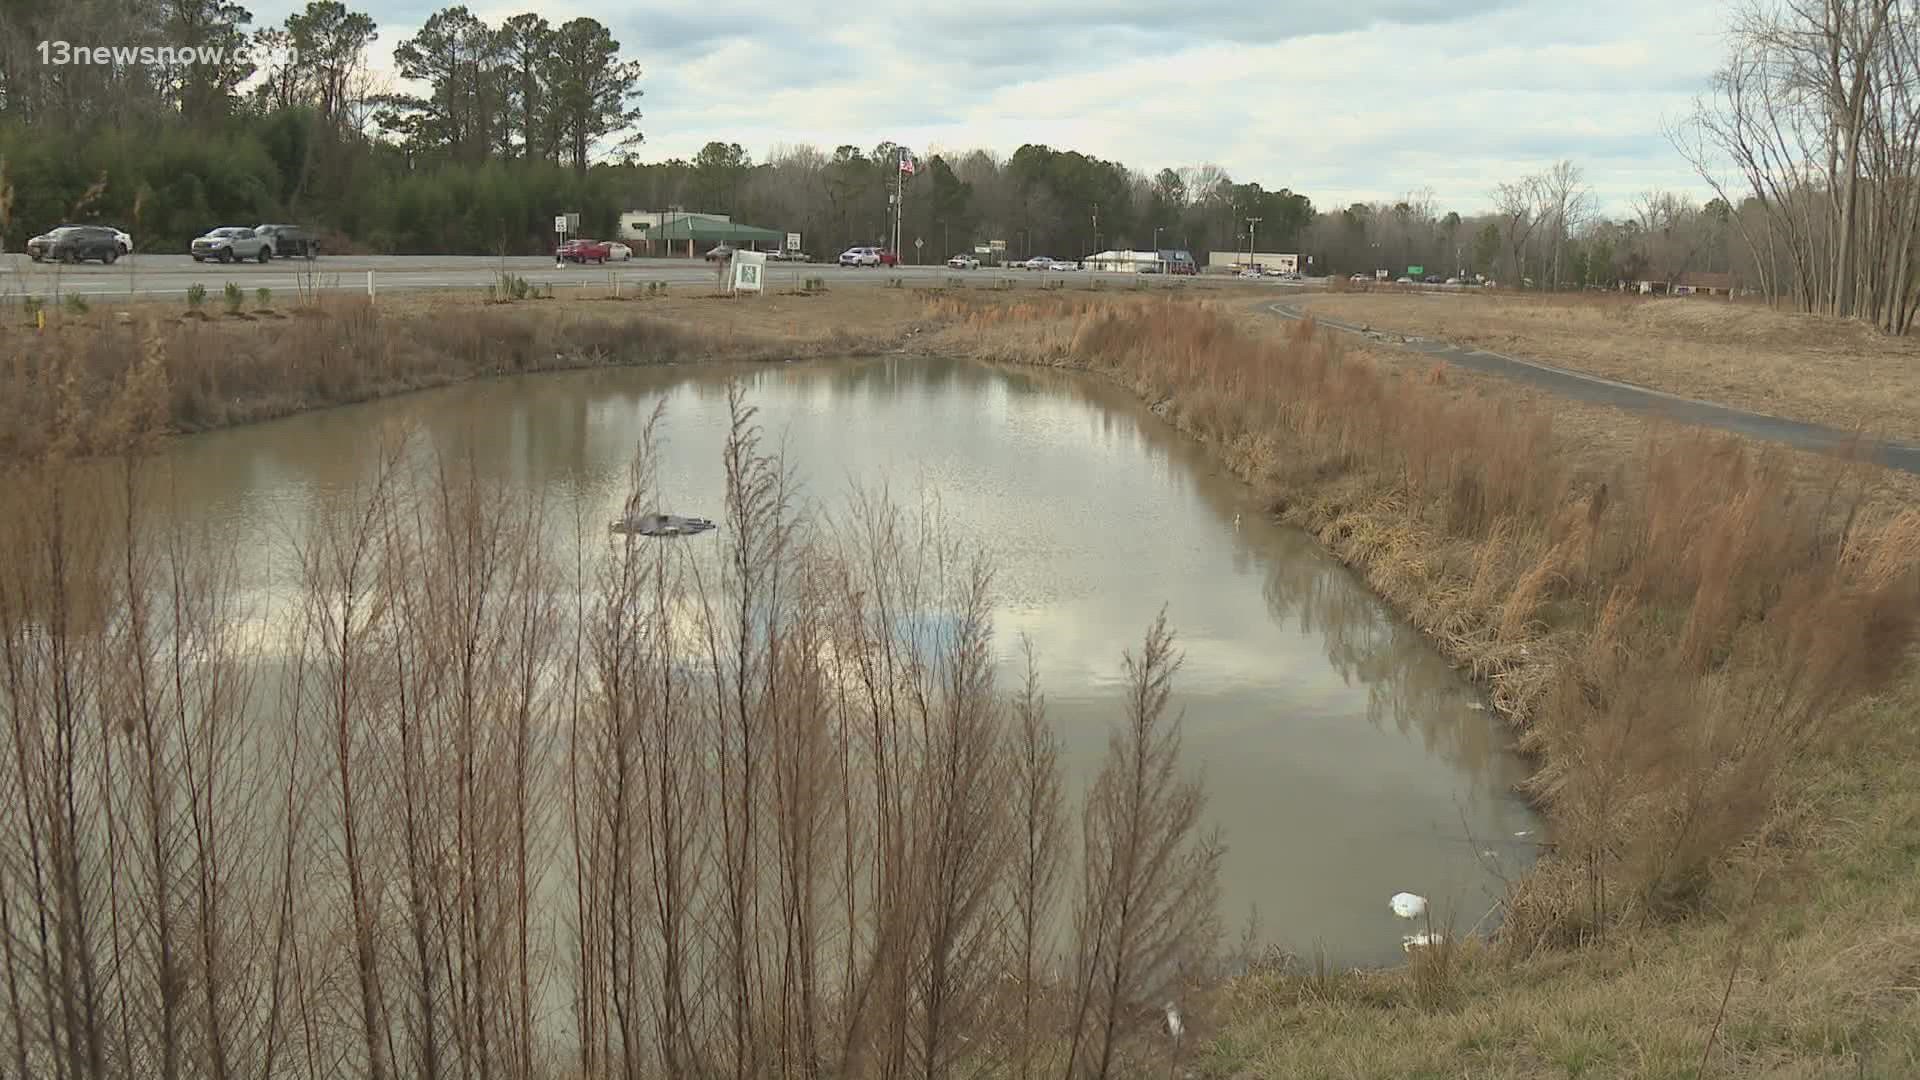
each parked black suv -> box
[26,225,122,264]
[253,223,319,258]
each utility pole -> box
[1246,216,1262,270]
[1092,202,1100,255]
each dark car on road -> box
[26,225,122,264]
[254,223,319,258]
[558,238,611,263]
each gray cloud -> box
[248,0,1727,214]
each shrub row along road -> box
[1268,300,1920,475]
[0,253,1308,299]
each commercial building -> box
[1207,250,1301,273]
[1634,270,1735,297]
[620,210,785,256]
[1083,248,1199,273]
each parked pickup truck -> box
[558,238,611,263]
[191,227,273,263]
[254,223,319,258]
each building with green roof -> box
[620,210,785,255]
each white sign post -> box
[554,215,567,268]
[786,233,802,291]
[731,250,767,295]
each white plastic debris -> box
[1389,892,1428,920]
[1163,1002,1184,1043]
[1402,931,1446,951]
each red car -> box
[877,248,900,267]
[558,238,611,263]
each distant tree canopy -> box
[0,0,1781,295]
[0,0,642,252]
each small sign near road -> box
[731,250,767,294]
[914,237,924,250]
[554,215,567,234]
[786,231,801,252]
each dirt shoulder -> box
[1285,289,1920,439]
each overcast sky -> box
[252,0,1731,216]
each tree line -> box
[5,0,1915,332]
[0,0,642,253]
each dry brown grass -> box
[0,290,938,456]
[922,290,1920,1073]
[928,289,1920,942]
[1291,290,1920,438]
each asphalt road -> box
[0,252,1316,299]
[1270,300,1920,475]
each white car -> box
[839,246,882,267]
[108,228,133,254]
[1048,259,1080,271]
[947,253,980,270]
[1395,275,1413,284]
[1349,273,1370,283]
[1239,268,1263,279]
[1022,255,1054,270]
[606,241,632,261]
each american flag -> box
[899,152,916,176]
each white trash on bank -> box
[1402,931,1446,951]
[1389,892,1428,920]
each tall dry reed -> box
[932,293,1920,944]
[0,344,1222,1080]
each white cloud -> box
[247,0,1733,214]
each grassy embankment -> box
[0,286,930,454]
[6,280,1920,1074]
[1293,287,1920,438]
[924,291,1920,1077]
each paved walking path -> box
[1268,301,1920,475]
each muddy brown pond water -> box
[155,355,1539,967]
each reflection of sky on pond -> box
[130,354,1538,966]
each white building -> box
[1083,248,1198,273]
[1208,251,1300,273]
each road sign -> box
[554,215,567,234]
[989,239,1006,251]
[914,237,924,250]
[1408,265,1424,276]
[974,245,990,254]
[786,232,801,251]
[731,250,766,294]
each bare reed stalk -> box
[1005,638,1066,1080]
[290,433,409,1080]
[2,370,1223,1080]
[1064,612,1222,1080]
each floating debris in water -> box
[1389,892,1428,920]
[1513,830,1533,839]
[611,512,716,537]
[1402,931,1445,951]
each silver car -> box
[191,227,272,263]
